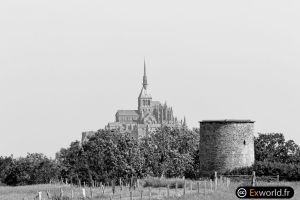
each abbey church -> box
[82,61,185,142]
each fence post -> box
[130,190,133,200]
[71,190,74,200]
[120,178,123,191]
[60,188,63,198]
[210,179,213,192]
[38,192,42,200]
[175,181,178,194]
[149,187,152,200]
[112,179,116,194]
[226,178,229,188]
[190,181,193,191]
[277,175,280,182]
[204,180,207,196]
[90,187,93,198]
[141,189,143,200]
[183,180,186,196]
[252,171,256,186]
[167,184,170,197]
[214,171,218,190]
[82,188,86,199]
[102,184,105,194]
[197,181,200,194]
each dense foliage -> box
[225,161,300,181]
[255,133,300,164]
[1,130,300,186]
[225,133,300,179]
[0,153,59,186]
[56,129,145,185]
[140,127,199,178]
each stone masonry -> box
[199,120,255,175]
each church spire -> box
[143,58,148,89]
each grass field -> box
[0,180,299,200]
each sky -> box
[0,0,299,158]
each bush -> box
[142,177,185,188]
[224,161,300,181]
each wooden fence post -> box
[90,187,93,198]
[204,180,207,196]
[71,190,74,200]
[183,180,186,196]
[167,184,170,197]
[38,192,42,200]
[214,171,218,190]
[141,189,143,200]
[149,187,152,200]
[175,181,178,194]
[197,181,200,194]
[277,175,280,182]
[226,177,230,188]
[190,181,193,191]
[130,190,133,200]
[252,171,256,186]
[60,188,63,198]
[210,179,213,192]
[102,184,105,194]
[82,188,86,199]
[120,178,123,191]
[112,179,116,194]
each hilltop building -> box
[82,60,185,142]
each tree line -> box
[1,128,300,186]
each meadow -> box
[1,178,300,200]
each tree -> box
[56,129,145,185]
[255,133,300,164]
[140,126,199,178]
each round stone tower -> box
[199,120,255,176]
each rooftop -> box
[116,110,139,116]
[199,119,254,123]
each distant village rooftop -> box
[199,119,255,123]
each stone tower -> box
[138,59,153,121]
[198,120,255,176]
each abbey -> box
[82,60,185,142]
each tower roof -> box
[139,59,151,98]
[143,58,148,89]
[199,119,255,124]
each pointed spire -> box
[143,58,148,89]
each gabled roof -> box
[151,101,161,106]
[116,110,139,116]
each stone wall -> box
[199,120,255,175]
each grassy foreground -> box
[0,180,299,200]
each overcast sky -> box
[0,0,299,158]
